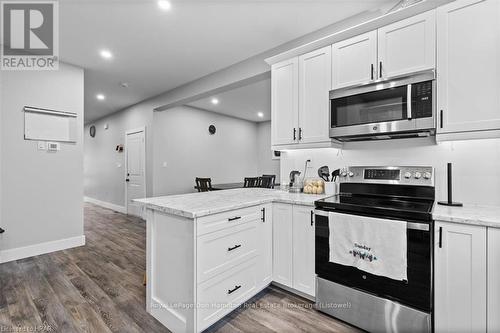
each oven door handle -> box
[315,210,429,231]
[407,84,412,120]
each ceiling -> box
[58,0,395,123]
[187,78,271,122]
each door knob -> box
[0,227,5,234]
[126,179,130,182]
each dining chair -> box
[195,177,213,192]
[243,177,260,188]
[260,175,276,189]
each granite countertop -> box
[135,188,329,219]
[432,204,500,228]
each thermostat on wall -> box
[47,142,60,151]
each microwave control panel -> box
[412,80,433,119]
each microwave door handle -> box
[407,84,412,120]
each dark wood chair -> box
[195,177,213,192]
[243,177,260,188]
[260,175,276,189]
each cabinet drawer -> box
[197,221,258,282]
[197,258,257,332]
[196,205,263,236]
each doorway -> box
[125,127,146,218]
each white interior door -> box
[125,128,146,217]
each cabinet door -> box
[332,31,377,89]
[298,46,331,144]
[271,58,299,146]
[434,221,486,332]
[257,203,273,289]
[377,10,435,79]
[272,203,293,287]
[437,0,500,134]
[488,228,500,333]
[292,205,315,297]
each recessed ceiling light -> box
[257,112,264,118]
[158,0,171,11]
[211,98,219,105]
[99,49,113,60]
[96,94,106,100]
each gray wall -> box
[84,104,154,208]
[257,121,280,179]
[153,106,261,196]
[0,63,84,253]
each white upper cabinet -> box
[332,31,377,89]
[434,221,487,332]
[292,205,316,297]
[298,46,332,144]
[437,0,500,138]
[378,11,436,79]
[271,58,299,146]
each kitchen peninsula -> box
[135,188,327,333]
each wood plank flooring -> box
[0,203,360,333]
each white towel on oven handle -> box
[328,211,408,281]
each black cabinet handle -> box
[228,244,241,252]
[228,216,241,222]
[293,128,297,141]
[310,210,314,226]
[126,179,130,182]
[0,227,5,234]
[228,285,241,295]
[379,61,383,78]
[261,208,265,222]
[298,128,303,140]
[371,64,374,80]
[440,110,444,129]
[438,226,443,248]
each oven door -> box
[315,209,433,313]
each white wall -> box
[257,121,280,179]
[0,63,85,261]
[153,106,262,196]
[280,138,500,206]
[84,104,154,208]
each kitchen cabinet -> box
[434,221,487,332]
[377,11,435,79]
[437,0,500,140]
[271,47,337,149]
[273,203,316,297]
[272,203,293,286]
[271,58,299,146]
[292,205,316,297]
[488,228,500,332]
[331,11,435,89]
[332,31,377,89]
[298,46,331,144]
[257,203,273,289]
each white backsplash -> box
[280,137,500,206]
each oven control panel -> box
[339,166,434,186]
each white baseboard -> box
[0,235,85,264]
[84,196,127,214]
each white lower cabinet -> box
[434,221,487,332]
[488,228,500,332]
[257,203,273,289]
[273,203,316,297]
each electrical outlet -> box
[37,141,46,151]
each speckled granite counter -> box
[433,204,500,228]
[135,188,329,219]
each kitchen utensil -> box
[331,169,340,182]
[318,166,330,182]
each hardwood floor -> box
[0,203,359,333]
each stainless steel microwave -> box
[329,70,436,141]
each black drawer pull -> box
[228,285,241,295]
[227,244,241,252]
[310,210,314,226]
[261,208,265,222]
[228,216,241,222]
[439,226,443,248]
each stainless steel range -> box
[314,166,435,332]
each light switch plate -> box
[37,141,47,150]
